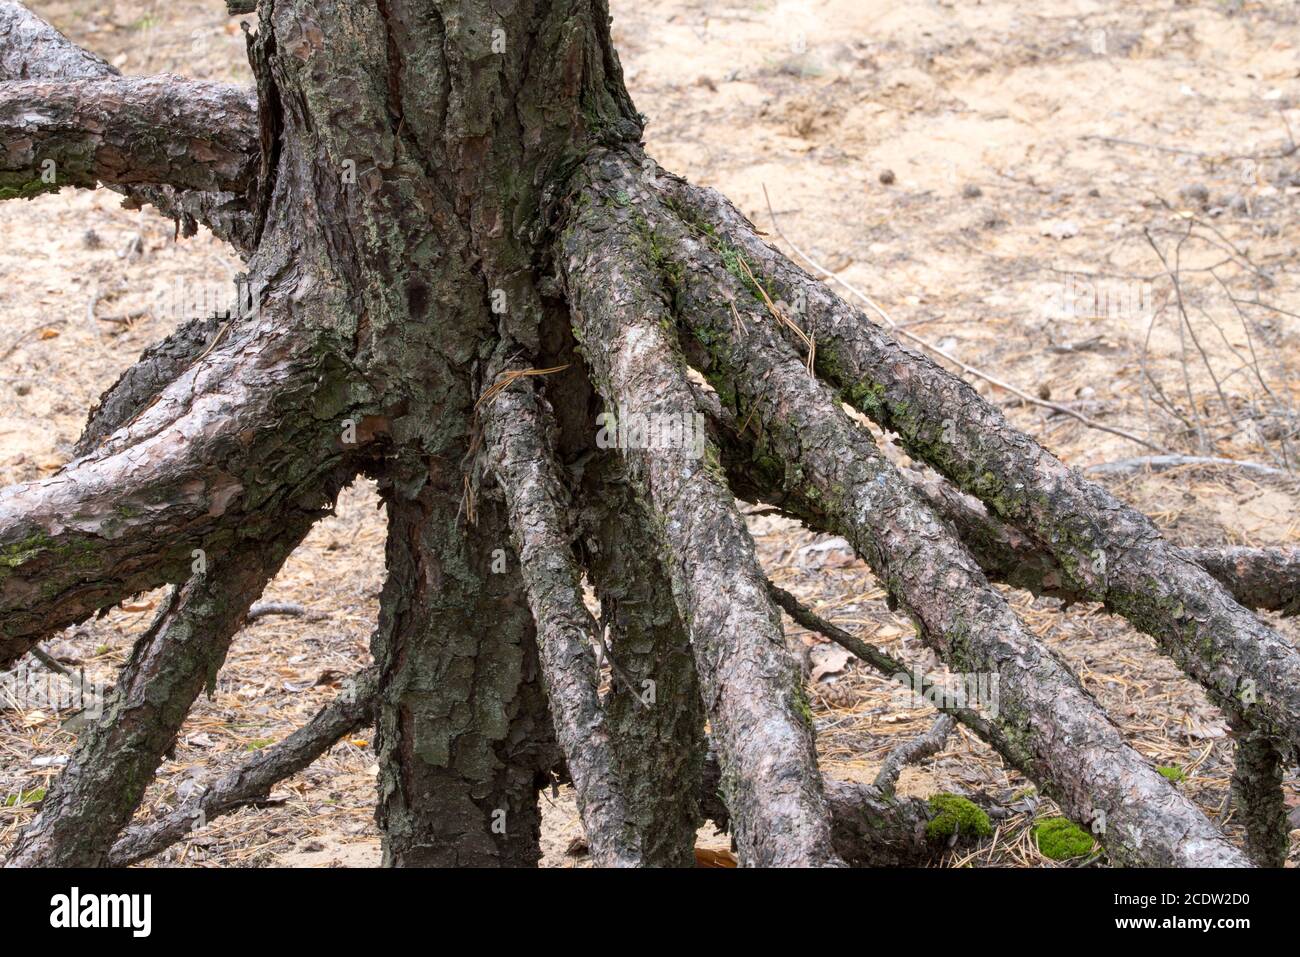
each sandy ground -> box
[1,0,1298,867]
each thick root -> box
[0,76,257,196]
[561,153,842,867]
[577,451,707,867]
[483,375,641,866]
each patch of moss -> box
[1033,816,1095,860]
[1157,764,1185,784]
[925,793,992,841]
[3,787,46,807]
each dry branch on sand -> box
[0,0,1295,868]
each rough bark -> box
[1231,731,1289,868]
[577,451,706,867]
[0,1,116,80]
[370,481,556,867]
[660,174,1300,763]
[484,376,640,866]
[108,667,377,867]
[1,0,1283,870]
[562,153,841,867]
[6,520,314,867]
[0,76,257,198]
[606,155,1249,866]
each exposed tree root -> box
[483,376,641,866]
[108,668,378,867]
[581,154,1251,865]
[874,715,957,796]
[1231,732,1289,868]
[562,159,842,867]
[660,174,1300,767]
[2,1,1292,870]
[0,76,257,195]
[577,453,707,867]
[0,312,354,667]
[0,1,116,79]
[5,522,314,867]
[904,469,1300,616]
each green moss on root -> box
[925,793,991,840]
[1033,816,1095,860]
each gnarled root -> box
[560,165,842,867]
[575,150,1249,866]
[6,519,315,867]
[483,375,641,866]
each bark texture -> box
[661,175,1300,764]
[0,76,257,197]
[484,377,640,866]
[1,0,1286,869]
[6,520,313,867]
[577,452,706,867]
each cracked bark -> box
[0,76,258,196]
[484,376,640,866]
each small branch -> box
[108,668,377,867]
[874,714,956,795]
[1086,454,1294,481]
[27,644,72,677]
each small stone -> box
[1038,219,1080,239]
[878,168,896,185]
